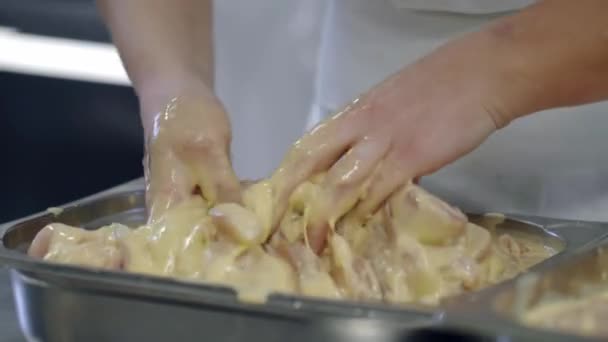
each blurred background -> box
[0,0,142,223]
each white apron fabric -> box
[214,0,328,180]
[214,0,608,221]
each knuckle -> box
[390,136,425,171]
[386,151,410,174]
[175,133,226,159]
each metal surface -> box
[492,244,608,340]
[0,270,24,342]
[1,181,608,342]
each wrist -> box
[401,33,523,130]
[473,24,548,124]
[137,75,215,137]
[421,27,545,128]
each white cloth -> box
[214,0,608,221]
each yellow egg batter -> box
[28,178,556,305]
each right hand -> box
[269,35,510,253]
[141,84,241,222]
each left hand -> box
[270,38,516,253]
[142,83,241,223]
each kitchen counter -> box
[0,178,144,342]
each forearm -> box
[96,0,214,124]
[491,0,608,118]
[416,0,608,127]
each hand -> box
[142,84,241,222]
[271,38,514,253]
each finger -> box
[177,141,242,206]
[145,145,193,223]
[270,111,361,228]
[195,156,241,205]
[351,153,413,221]
[305,136,390,253]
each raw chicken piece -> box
[274,241,341,299]
[388,183,467,245]
[201,243,297,303]
[129,197,212,276]
[242,181,274,241]
[498,234,527,259]
[29,223,124,270]
[464,223,492,260]
[210,203,265,246]
[329,234,382,301]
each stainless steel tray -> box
[1,189,607,342]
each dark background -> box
[0,0,143,223]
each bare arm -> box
[97,0,240,219]
[465,0,608,125]
[96,0,214,130]
[273,0,608,252]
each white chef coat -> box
[213,0,608,221]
